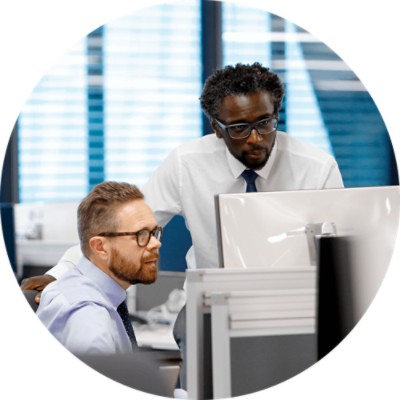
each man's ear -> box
[211,120,223,139]
[89,236,108,258]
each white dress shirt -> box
[37,256,132,354]
[47,132,343,278]
[142,132,343,270]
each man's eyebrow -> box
[226,114,274,125]
[136,223,158,231]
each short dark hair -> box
[77,181,144,257]
[200,62,285,120]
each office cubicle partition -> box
[186,267,317,399]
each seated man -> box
[36,181,162,354]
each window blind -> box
[17,1,202,203]
[18,40,87,203]
[16,1,396,203]
[103,2,202,187]
[222,3,332,155]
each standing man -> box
[141,62,343,392]
[36,181,162,354]
[142,62,343,271]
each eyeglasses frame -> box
[97,225,163,247]
[214,115,279,140]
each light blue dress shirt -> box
[36,256,133,354]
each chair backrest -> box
[22,290,39,312]
[76,352,171,397]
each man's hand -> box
[20,275,56,304]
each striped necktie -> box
[117,300,138,350]
[241,169,258,192]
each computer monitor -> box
[215,186,399,355]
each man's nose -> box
[147,234,162,249]
[246,127,262,144]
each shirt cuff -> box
[45,244,82,279]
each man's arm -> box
[54,304,120,354]
[321,159,344,189]
[141,147,182,226]
[20,244,82,303]
[20,274,56,294]
[37,291,123,354]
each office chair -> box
[76,352,171,397]
[22,290,39,312]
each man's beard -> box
[239,149,270,170]
[234,136,276,170]
[109,248,158,285]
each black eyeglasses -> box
[215,116,278,140]
[98,226,163,247]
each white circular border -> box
[0,1,399,399]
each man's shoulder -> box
[277,132,334,162]
[176,133,224,155]
[42,267,108,308]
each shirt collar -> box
[76,256,127,309]
[225,132,279,181]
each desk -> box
[135,322,179,351]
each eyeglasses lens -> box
[137,227,162,247]
[228,118,277,139]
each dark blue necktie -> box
[117,300,138,350]
[241,169,258,192]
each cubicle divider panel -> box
[186,267,317,399]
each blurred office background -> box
[1,0,398,278]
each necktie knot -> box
[241,169,258,192]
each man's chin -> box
[139,277,157,285]
[131,272,157,285]
[243,158,268,170]
[238,150,269,170]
